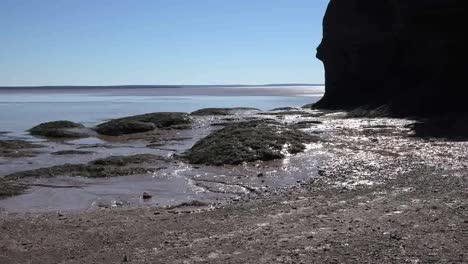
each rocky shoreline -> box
[0,105,466,263]
[1,0,466,261]
[0,107,322,201]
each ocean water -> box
[0,85,325,212]
[0,85,323,137]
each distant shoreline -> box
[0,84,324,90]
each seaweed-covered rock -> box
[270,107,300,111]
[90,154,163,166]
[0,179,26,198]
[95,120,156,136]
[190,107,260,116]
[6,154,169,179]
[291,120,323,129]
[29,121,87,138]
[0,140,44,150]
[302,104,315,109]
[0,140,45,158]
[51,150,95,155]
[182,120,318,165]
[96,112,191,136]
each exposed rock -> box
[190,107,260,116]
[51,150,95,155]
[302,104,315,109]
[96,120,156,136]
[346,106,391,118]
[210,122,231,127]
[258,111,306,116]
[190,108,231,116]
[0,140,45,158]
[182,120,318,165]
[95,112,191,136]
[5,164,147,179]
[314,0,466,117]
[291,120,323,129]
[77,144,116,149]
[6,154,169,179]
[146,143,165,148]
[29,121,88,138]
[90,154,166,166]
[269,107,300,111]
[0,140,44,150]
[408,114,468,140]
[0,179,26,198]
[142,192,152,199]
[168,200,208,209]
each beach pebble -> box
[142,192,153,199]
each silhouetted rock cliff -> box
[315,0,466,116]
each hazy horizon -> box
[0,83,325,89]
[0,0,328,86]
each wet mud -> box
[0,108,466,263]
[0,109,327,212]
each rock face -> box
[182,120,317,165]
[95,112,191,136]
[29,121,88,138]
[408,114,468,140]
[315,0,466,116]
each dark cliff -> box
[315,0,467,116]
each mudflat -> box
[0,108,467,263]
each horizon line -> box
[0,83,325,89]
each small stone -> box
[142,192,152,199]
[257,173,264,177]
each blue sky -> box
[0,0,329,86]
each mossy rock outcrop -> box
[95,112,191,136]
[29,121,87,138]
[182,120,318,165]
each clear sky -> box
[0,0,329,86]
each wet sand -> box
[0,109,467,263]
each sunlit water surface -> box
[0,86,323,137]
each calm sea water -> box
[0,85,323,137]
